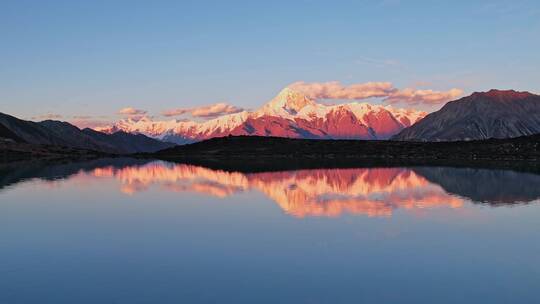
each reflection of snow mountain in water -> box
[91,164,464,217]
[3,159,539,218]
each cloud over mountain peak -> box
[288,81,462,106]
[95,85,429,144]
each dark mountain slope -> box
[38,120,120,153]
[0,112,70,145]
[0,112,175,154]
[0,122,25,142]
[82,128,174,153]
[393,90,540,141]
[151,134,540,163]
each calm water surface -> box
[1,159,539,303]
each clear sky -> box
[1,0,539,125]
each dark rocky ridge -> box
[0,122,25,143]
[0,141,112,162]
[149,135,540,169]
[0,112,175,154]
[393,89,540,141]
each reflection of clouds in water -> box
[88,162,464,218]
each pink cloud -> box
[70,119,112,129]
[288,81,397,100]
[385,88,463,105]
[191,103,244,118]
[161,108,190,117]
[162,103,244,119]
[288,81,463,106]
[118,107,147,116]
[68,115,114,129]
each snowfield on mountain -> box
[96,88,426,144]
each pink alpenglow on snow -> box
[95,87,428,144]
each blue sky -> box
[1,0,539,123]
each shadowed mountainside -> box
[150,135,540,166]
[0,141,113,162]
[0,112,175,154]
[0,122,24,143]
[393,90,540,141]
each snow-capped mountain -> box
[96,88,427,144]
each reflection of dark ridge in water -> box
[155,157,540,174]
[413,167,540,205]
[0,158,151,191]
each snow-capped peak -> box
[197,111,250,134]
[93,86,428,144]
[259,87,316,117]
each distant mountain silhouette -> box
[0,112,175,154]
[393,90,540,141]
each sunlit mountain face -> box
[95,88,427,144]
[87,162,464,218]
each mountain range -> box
[2,88,540,158]
[0,112,174,154]
[96,88,427,144]
[393,89,540,141]
[97,88,540,144]
[152,134,540,165]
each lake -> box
[1,159,539,303]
